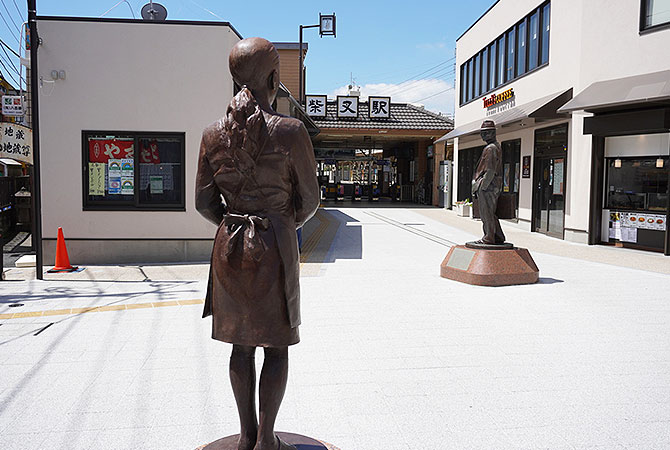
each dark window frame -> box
[459,0,550,107]
[640,0,670,33]
[82,130,186,211]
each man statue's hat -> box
[480,120,496,131]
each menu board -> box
[620,212,666,231]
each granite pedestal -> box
[440,244,539,286]
[196,432,340,450]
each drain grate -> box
[8,303,24,308]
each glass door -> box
[534,156,565,237]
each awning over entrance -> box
[559,70,670,113]
[436,89,573,142]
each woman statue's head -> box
[229,37,280,106]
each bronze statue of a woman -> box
[195,37,319,450]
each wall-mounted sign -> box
[2,95,25,116]
[483,88,514,109]
[306,95,327,117]
[522,155,531,178]
[337,96,358,119]
[369,96,391,119]
[0,122,32,164]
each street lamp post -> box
[298,13,336,105]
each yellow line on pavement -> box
[0,299,206,320]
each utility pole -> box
[27,0,43,279]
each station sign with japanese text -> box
[0,122,32,164]
[306,95,327,117]
[336,96,358,119]
[368,96,391,119]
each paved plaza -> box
[1,206,670,450]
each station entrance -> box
[316,148,399,202]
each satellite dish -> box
[141,2,168,20]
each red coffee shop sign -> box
[483,88,515,108]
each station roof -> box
[312,102,453,131]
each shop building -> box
[439,0,670,254]
[34,16,314,264]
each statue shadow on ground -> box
[304,209,362,263]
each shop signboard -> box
[483,88,515,116]
[0,122,32,164]
[522,155,531,178]
[305,95,327,117]
[2,95,24,116]
[336,96,358,118]
[369,96,391,119]
[620,211,666,231]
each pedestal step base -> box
[440,245,539,286]
[196,432,340,450]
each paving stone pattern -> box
[1,207,669,449]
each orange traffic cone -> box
[47,227,78,273]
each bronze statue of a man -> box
[471,120,506,245]
[195,37,319,450]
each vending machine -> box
[438,160,453,209]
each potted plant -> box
[454,199,472,217]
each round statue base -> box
[196,432,340,450]
[440,244,539,286]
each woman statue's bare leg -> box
[230,344,258,450]
[254,346,295,450]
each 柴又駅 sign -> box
[1,122,32,164]
[2,95,25,116]
[369,96,391,119]
[483,88,514,109]
[336,96,359,119]
[306,95,327,117]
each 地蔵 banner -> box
[0,122,32,165]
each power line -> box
[0,0,21,34]
[383,56,455,91]
[381,67,455,97]
[0,36,19,57]
[0,9,20,44]
[0,60,20,87]
[412,86,454,104]
[11,0,24,20]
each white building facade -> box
[35,17,242,264]
[440,0,670,255]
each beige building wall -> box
[36,19,240,263]
[276,45,306,98]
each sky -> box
[0,0,495,116]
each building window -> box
[488,42,496,90]
[516,20,527,77]
[506,28,515,82]
[607,158,669,212]
[497,34,506,88]
[458,146,484,201]
[540,2,550,64]
[528,10,539,71]
[83,131,185,210]
[458,1,550,106]
[474,53,480,98]
[641,0,670,30]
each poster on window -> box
[121,158,134,177]
[89,139,134,163]
[620,227,637,243]
[88,162,105,196]
[553,159,564,195]
[108,177,121,195]
[150,176,164,194]
[121,177,134,195]
[503,163,510,192]
[140,140,161,164]
[108,159,122,178]
[514,162,520,192]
